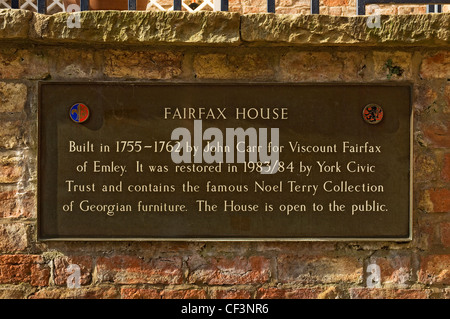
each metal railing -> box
[357,0,447,14]
[7,0,448,14]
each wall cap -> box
[0,9,449,47]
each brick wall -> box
[0,9,449,299]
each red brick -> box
[445,84,450,113]
[121,288,161,299]
[418,255,450,285]
[256,287,324,299]
[187,255,270,285]
[0,255,50,287]
[162,289,207,299]
[427,188,450,213]
[0,223,28,252]
[414,84,438,113]
[397,5,427,15]
[277,255,362,284]
[210,289,252,299]
[442,154,450,182]
[420,51,450,79]
[0,190,35,218]
[121,286,208,300]
[53,256,93,286]
[0,156,23,184]
[422,118,450,148]
[441,222,450,247]
[350,288,429,299]
[323,0,348,6]
[96,255,183,285]
[368,254,412,286]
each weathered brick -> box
[161,289,207,299]
[279,51,367,82]
[445,84,450,113]
[415,217,439,248]
[323,0,348,5]
[256,287,325,299]
[425,188,450,213]
[350,288,429,299]
[30,287,119,299]
[0,154,23,184]
[96,255,183,285]
[277,255,363,284]
[367,254,412,286]
[442,153,450,182]
[445,288,450,299]
[0,121,22,149]
[414,152,439,182]
[0,223,28,252]
[0,82,27,113]
[0,255,50,287]
[413,84,438,113]
[210,288,252,299]
[441,222,450,248]
[0,49,49,80]
[104,50,182,79]
[49,48,101,79]
[418,255,450,285]
[373,51,412,80]
[280,52,341,82]
[0,285,29,299]
[121,287,161,299]
[420,51,450,79]
[187,255,270,285]
[120,287,208,299]
[422,117,450,148]
[397,5,427,15]
[53,256,93,286]
[193,53,274,80]
[0,190,35,219]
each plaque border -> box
[37,81,413,242]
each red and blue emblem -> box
[70,103,90,123]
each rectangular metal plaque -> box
[38,82,412,241]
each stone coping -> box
[0,9,449,47]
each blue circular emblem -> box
[70,103,90,123]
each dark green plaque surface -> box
[38,82,412,241]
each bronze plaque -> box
[38,82,412,241]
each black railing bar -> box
[215,0,229,11]
[80,0,89,11]
[37,0,46,14]
[129,0,137,10]
[357,0,450,15]
[427,4,442,11]
[267,0,275,12]
[173,0,182,10]
[311,0,320,13]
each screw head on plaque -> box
[69,103,90,123]
[363,103,383,124]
